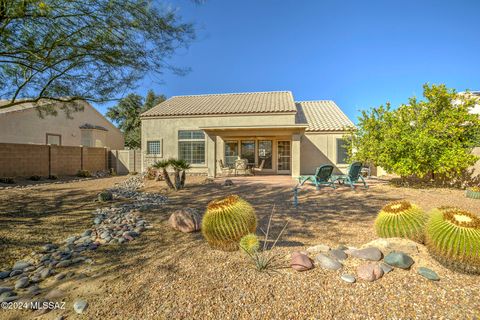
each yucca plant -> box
[374,200,427,243]
[466,186,480,200]
[243,206,289,273]
[202,195,257,251]
[153,160,175,190]
[425,207,480,274]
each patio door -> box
[277,141,291,174]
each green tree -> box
[350,84,480,181]
[106,90,165,148]
[0,0,193,115]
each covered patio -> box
[201,124,307,178]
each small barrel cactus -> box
[466,187,480,200]
[426,207,480,274]
[98,190,113,202]
[239,233,260,254]
[202,195,257,251]
[374,200,427,242]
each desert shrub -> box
[374,200,427,242]
[29,175,42,181]
[48,175,58,180]
[0,177,15,184]
[98,190,113,202]
[425,207,480,274]
[466,187,480,200]
[202,195,257,251]
[239,234,260,254]
[146,167,158,180]
[77,170,91,178]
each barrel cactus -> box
[239,233,260,254]
[425,207,480,274]
[202,195,257,251]
[374,200,427,242]
[466,187,480,200]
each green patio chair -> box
[298,164,335,190]
[332,161,368,189]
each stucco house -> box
[0,100,124,149]
[141,91,354,178]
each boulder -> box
[357,263,384,282]
[315,253,342,271]
[168,208,201,233]
[350,247,383,261]
[418,267,440,281]
[341,274,356,283]
[223,179,234,186]
[328,249,347,261]
[290,251,313,271]
[384,252,414,269]
[73,299,88,314]
[306,244,330,255]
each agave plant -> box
[152,159,174,190]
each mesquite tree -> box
[0,0,194,115]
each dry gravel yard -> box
[1,175,480,319]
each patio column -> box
[206,133,216,178]
[291,133,301,178]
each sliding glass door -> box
[258,140,272,169]
[277,141,291,174]
[241,140,255,165]
[224,141,238,166]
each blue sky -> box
[97,0,480,122]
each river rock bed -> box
[0,175,166,305]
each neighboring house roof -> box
[79,123,108,131]
[141,91,297,117]
[296,101,354,131]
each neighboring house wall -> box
[300,132,350,175]
[0,101,124,149]
[141,113,297,173]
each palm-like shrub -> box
[425,207,480,274]
[153,160,175,190]
[202,195,257,251]
[466,187,480,200]
[239,233,260,254]
[374,200,427,242]
[169,159,191,190]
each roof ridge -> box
[295,100,335,103]
[170,91,293,98]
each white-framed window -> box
[336,138,349,164]
[147,140,162,155]
[46,133,61,145]
[178,130,205,164]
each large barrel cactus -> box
[374,200,427,242]
[425,207,480,274]
[202,195,257,251]
[466,187,480,200]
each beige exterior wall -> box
[471,147,480,178]
[141,113,297,175]
[300,132,350,175]
[141,113,354,178]
[0,101,124,149]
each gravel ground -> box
[1,176,479,319]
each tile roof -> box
[296,100,354,131]
[141,91,297,117]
